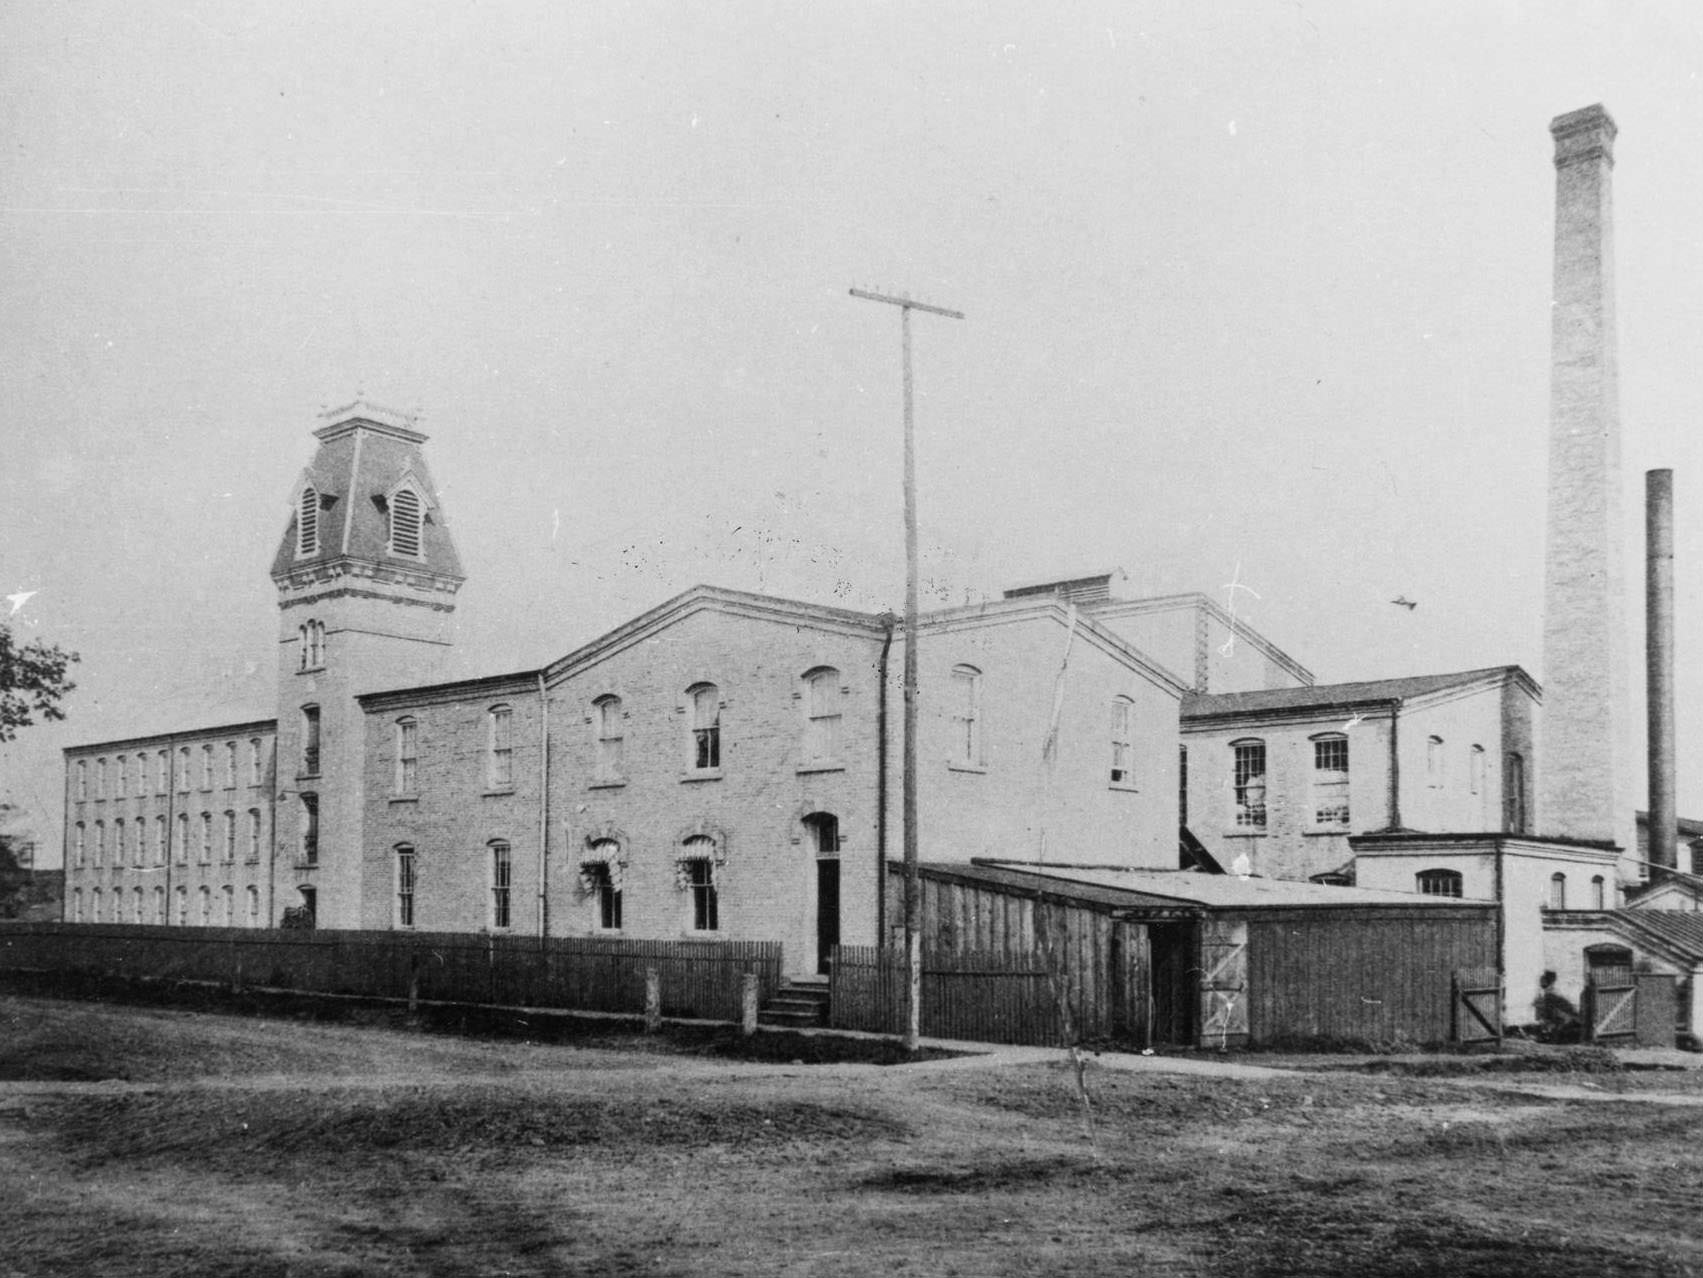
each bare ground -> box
[2,995,1701,1277]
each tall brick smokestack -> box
[1538,104,1632,854]
[1647,468,1676,877]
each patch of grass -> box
[861,1154,1102,1194]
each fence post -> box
[742,971,758,1036]
[645,967,661,1033]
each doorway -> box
[1147,921,1199,1046]
[804,813,840,975]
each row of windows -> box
[388,834,730,933]
[383,674,1147,794]
[76,741,266,802]
[73,811,264,870]
[1220,737,1529,833]
[1415,867,1607,910]
[297,619,325,671]
[70,884,263,926]
[294,482,424,560]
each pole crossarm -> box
[849,288,966,320]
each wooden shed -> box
[863,860,1498,1049]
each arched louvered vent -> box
[297,486,319,557]
[390,487,422,558]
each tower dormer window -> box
[389,486,423,558]
[297,485,320,558]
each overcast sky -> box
[6,2,1703,863]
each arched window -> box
[153,816,167,866]
[201,743,214,791]
[71,888,82,923]
[246,886,261,927]
[394,845,416,928]
[1416,868,1463,898]
[487,706,513,789]
[580,838,625,930]
[177,746,191,793]
[95,758,106,799]
[1232,739,1267,829]
[299,794,319,866]
[73,823,85,869]
[803,668,843,765]
[174,886,188,927]
[90,888,101,923]
[247,809,261,863]
[174,813,188,864]
[1311,733,1350,827]
[803,812,840,857]
[132,819,143,866]
[394,717,418,794]
[198,813,212,864]
[680,835,720,931]
[593,695,625,781]
[688,683,721,771]
[950,665,982,766]
[221,886,234,926]
[1426,736,1445,788]
[249,738,263,787]
[113,819,125,867]
[222,811,236,863]
[299,706,321,776]
[389,486,423,558]
[115,754,127,798]
[153,886,166,925]
[1109,696,1134,785]
[297,484,319,557]
[132,887,144,923]
[1591,875,1606,910]
[298,624,309,672]
[93,821,105,869]
[224,741,237,788]
[157,750,169,794]
[197,886,211,926]
[1548,873,1567,911]
[76,759,87,800]
[1468,745,1486,795]
[490,840,513,929]
[1504,753,1527,833]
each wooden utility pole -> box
[849,286,964,1051]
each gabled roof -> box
[1182,665,1538,723]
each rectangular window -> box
[300,794,319,866]
[1233,742,1267,829]
[595,698,625,780]
[1311,736,1350,827]
[1110,698,1133,784]
[687,858,718,931]
[589,863,622,930]
[301,707,321,776]
[491,842,512,929]
[488,707,513,789]
[396,719,418,794]
[804,671,842,764]
[950,667,981,765]
[690,686,721,770]
[396,848,416,928]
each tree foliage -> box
[0,623,78,742]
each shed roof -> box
[1181,665,1535,721]
[961,860,1479,911]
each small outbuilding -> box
[856,860,1499,1049]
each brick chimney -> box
[1537,104,1632,853]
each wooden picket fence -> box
[828,945,1069,1046]
[0,923,781,1024]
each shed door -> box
[1199,919,1249,1049]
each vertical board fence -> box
[0,923,781,1024]
[829,945,1066,1045]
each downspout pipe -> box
[876,613,896,949]
[537,670,550,939]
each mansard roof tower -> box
[271,401,465,929]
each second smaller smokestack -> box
[1647,468,1677,881]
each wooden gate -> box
[1585,970,1637,1043]
[1451,967,1501,1044]
[1199,919,1248,1049]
